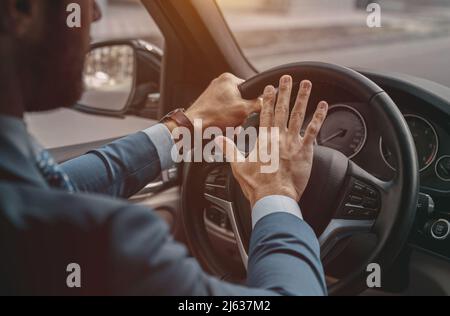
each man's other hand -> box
[216,76,328,207]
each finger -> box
[303,101,329,147]
[215,136,246,163]
[289,80,312,135]
[259,85,276,128]
[274,75,293,128]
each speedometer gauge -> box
[380,114,439,172]
[317,104,367,159]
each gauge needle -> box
[321,129,347,144]
[439,164,449,176]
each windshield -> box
[217,0,450,87]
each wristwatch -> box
[160,108,194,135]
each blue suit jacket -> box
[0,119,326,296]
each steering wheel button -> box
[341,206,377,220]
[352,183,365,195]
[363,198,379,210]
[349,195,363,205]
[206,175,217,184]
[206,208,218,223]
[431,219,450,240]
[365,188,378,199]
[205,185,217,195]
[344,208,358,217]
[217,189,229,200]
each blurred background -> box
[23,0,450,151]
[92,0,450,86]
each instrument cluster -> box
[317,103,450,191]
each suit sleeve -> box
[60,124,174,199]
[247,213,327,296]
[107,204,327,296]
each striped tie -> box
[35,150,76,193]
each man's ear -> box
[2,0,39,37]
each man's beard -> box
[18,5,88,113]
[21,50,85,113]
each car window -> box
[26,0,164,151]
[93,0,163,47]
[217,0,450,87]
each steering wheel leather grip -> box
[181,62,419,296]
[238,62,384,101]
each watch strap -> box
[161,109,194,134]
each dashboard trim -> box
[379,114,440,173]
[435,156,450,182]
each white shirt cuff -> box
[252,195,303,228]
[142,124,175,171]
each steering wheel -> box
[181,62,419,295]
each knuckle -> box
[301,80,312,90]
[308,125,318,135]
[276,97,288,107]
[298,91,310,99]
[220,72,234,81]
[264,85,275,95]
[279,84,289,92]
[261,113,273,122]
[262,108,273,115]
[264,93,274,102]
[315,112,325,121]
[289,117,300,125]
[275,106,288,114]
[291,110,303,117]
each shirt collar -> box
[0,115,49,188]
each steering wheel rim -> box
[181,62,419,295]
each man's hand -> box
[217,76,328,207]
[184,73,261,131]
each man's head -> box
[0,0,101,115]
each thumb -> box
[247,97,263,115]
[214,136,245,163]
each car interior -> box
[25,0,450,296]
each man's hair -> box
[0,1,28,32]
[1,0,88,112]
[0,1,65,33]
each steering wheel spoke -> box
[319,218,375,259]
[319,160,391,258]
[204,193,249,269]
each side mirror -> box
[75,39,162,118]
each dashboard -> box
[314,70,450,260]
[316,98,450,193]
